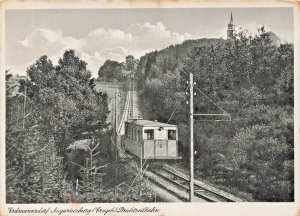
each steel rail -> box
[162,165,243,202]
[150,169,219,202]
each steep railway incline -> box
[115,79,244,202]
[117,80,143,136]
[128,80,143,120]
[116,80,142,158]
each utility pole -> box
[115,88,118,161]
[189,71,194,202]
[115,88,118,132]
[186,71,231,202]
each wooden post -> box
[189,71,194,202]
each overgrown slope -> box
[137,31,294,201]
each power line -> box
[167,85,190,124]
[193,85,229,115]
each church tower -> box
[227,12,235,39]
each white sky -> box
[5,8,294,77]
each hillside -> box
[96,29,294,202]
[138,31,294,202]
[98,31,282,86]
[135,38,224,88]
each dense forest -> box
[6,27,293,202]
[137,29,293,201]
[95,28,293,201]
[6,50,157,203]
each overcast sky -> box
[6,8,293,77]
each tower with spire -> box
[227,12,235,39]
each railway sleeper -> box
[151,170,219,202]
[163,164,242,202]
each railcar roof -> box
[129,120,177,127]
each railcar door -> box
[143,129,155,158]
[167,129,177,157]
[155,129,167,157]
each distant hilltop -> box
[135,28,282,81]
[98,27,283,83]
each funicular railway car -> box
[123,120,181,160]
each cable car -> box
[124,120,181,160]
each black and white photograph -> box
[1,1,299,215]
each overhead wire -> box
[127,77,232,192]
[193,85,230,116]
[167,85,190,124]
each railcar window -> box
[144,129,154,140]
[168,130,176,140]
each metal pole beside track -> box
[115,88,118,161]
[115,88,118,131]
[189,71,194,202]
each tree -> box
[21,50,109,156]
[7,50,110,203]
[124,55,138,72]
[6,70,29,203]
[141,29,294,201]
[98,60,124,82]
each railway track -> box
[117,79,243,202]
[145,164,243,202]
